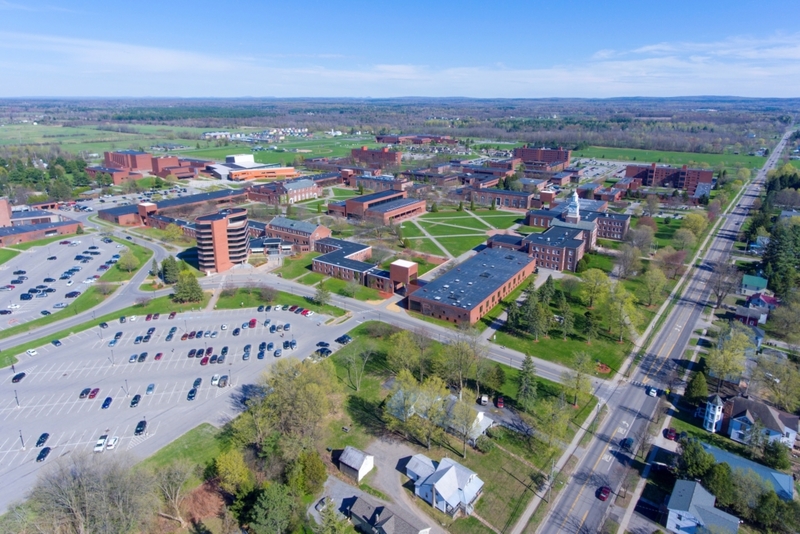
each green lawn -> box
[100,237,154,282]
[515,225,542,235]
[0,293,211,367]
[398,222,426,238]
[435,236,487,257]
[297,272,325,286]
[410,238,448,257]
[480,215,525,229]
[135,226,196,247]
[379,256,439,276]
[420,210,484,220]
[419,218,491,232]
[575,146,763,169]
[652,217,680,248]
[274,252,320,279]
[215,287,345,317]
[321,278,383,301]
[139,423,229,488]
[7,233,78,251]
[576,252,615,274]
[0,248,20,266]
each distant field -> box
[576,146,763,169]
[173,137,379,164]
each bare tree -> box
[616,244,642,279]
[708,258,742,308]
[345,341,375,392]
[154,459,196,528]
[412,327,433,382]
[449,392,477,458]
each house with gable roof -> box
[405,455,484,517]
[724,396,799,449]
[349,496,431,534]
[338,446,374,483]
[702,443,795,500]
[666,480,739,534]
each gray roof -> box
[693,182,714,199]
[314,238,376,273]
[98,189,247,220]
[282,179,315,191]
[367,197,424,214]
[412,248,535,312]
[702,443,794,500]
[12,210,54,219]
[349,496,429,534]
[523,225,585,250]
[266,216,320,235]
[734,305,765,319]
[350,189,402,204]
[779,209,799,220]
[0,220,78,237]
[668,480,739,534]
[339,446,371,470]
[550,218,596,233]
[406,454,436,480]
[728,396,799,435]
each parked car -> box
[94,435,108,452]
[36,447,52,462]
[134,420,147,436]
[598,486,612,501]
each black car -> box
[11,372,25,383]
[232,328,240,336]
[10,279,23,284]
[12,270,25,275]
[20,293,32,301]
[259,341,267,351]
[43,278,56,283]
[99,322,108,329]
[130,394,141,408]
[79,387,91,399]
[36,447,51,462]
[209,355,218,364]
[134,420,147,436]
[257,305,265,312]
[257,350,265,360]
[283,340,291,350]
[221,346,228,356]
[119,316,126,323]
[217,354,226,364]
[51,339,62,347]
[114,331,123,340]
[134,336,143,344]
[138,352,147,362]
[146,327,155,335]
[36,433,50,447]
[142,334,151,343]
[316,341,330,348]
[193,377,202,389]
[265,305,272,312]
[165,333,174,342]
[0,310,11,315]
[187,388,197,401]
[101,397,113,409]
[65,291,81,298]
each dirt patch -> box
[485,228,520,237]
[596,362,612,374]
[183,481,225,523]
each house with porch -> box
[666,480,739,534]
[405,455,484,517]
[740,275,768,296]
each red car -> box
[188,331,196,339]
[598,486,612,501]
[248,318,257,329]
[153,313,160,320]
[154,352,163,361]
[168,311,176,319]
[200,356,209,366]
[205,347,213,356]
[88,388,100,399]
[301,309,311,316]
[145,314,152,321]
[665,428,678,441]
[181,333,189,341]
[59,240,71,245]
[496,396,504,409]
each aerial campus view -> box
[1,3,800,534]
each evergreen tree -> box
[517,354,537,412]
[457,201,463,211]
[558,291,574,340]
[469,199,475,210]
[161,256,180,284]
[430,202,439,212]
[584,310,598,344]
[490,198,496,210]
[173,272,203,303]
[538,275,556,306]
[684,372,708,406]
[151,258,159,279]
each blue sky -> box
[1,0,799,98]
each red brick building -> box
[328,190,426,224]
[263,216,331,253]
[351,147,403,166]
[104,150,153,172]
[195,208,250,274]
[469,189,538,210]
[513,146,572,165]
[247,179,321,205]
[624,163,713,194]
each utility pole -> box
[547,459,555,503]
[19,430,25,450]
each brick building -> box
[85,165,135,185]
[262,216,331,253]
[513,146,572,165]
[408,248,536,325]
[351,146,403,166]
[327,190,426,224]
[469,189,538,210]
[354,174,410,192]
[624,163,713,194]
[488,226,586,272]
[0,198,82,246]
[98,189,249,226]
[104,150,153,172]
[195,208,251,274]
[247,179,321,204]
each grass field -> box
[419,217,491,232]
[435,236,487,257]
[0,293,211,367]
[479,214,525,229]
[398,222,426,238]
[417,221,486,236]
[139,423,229,488]
[6,233,78,251]
[297,272,325,286]
[0,248,20,266]
[173,137,380,165]
[411,238,448,256]
[320,277,382,301]
[576,146,764,169]
[100,238,154,282]
[274,252,320,279]
[215,287,345,317]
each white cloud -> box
[0,31,799,97]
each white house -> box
[703,394,724,433]
[406,455,484,517]
[725,396,799,449]
[666,480,739,534]
[338,446,374,483]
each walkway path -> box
[408,220,452,259]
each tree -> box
[684,372,708,406]
[755,491,781,530]
[538,275,556,306]
[314,284,331,306]
[580,268,609,308]
[215,449,253,495]
[161,255,180,284]
[536,397,571,446]
[412,328,433,383]
[653,245,687,279]
[731,468,768,521]
[449,394,477,457]
[753,354,800,412]
[642,266,667,306]
[443,335,477,399]
[517,354,538,412]
[469,199,475,211]
[672,228,697,250]
[250,483,295,534]
[299,451,327,495]
[387,330,420,374]
[708,259,742,308]
[118,250,139,273]
[173,271,204,303]
[345,341,375,392]
[682,212,708,237]
[154,459,196,528]
[414,376,449,449]
[484,364,506,394]
[315,502,350,534]
[151,258,159,278]
[625,226,654,252]
[163,223,183,242]
[430,202,438,213]
[561,277,582,300]
[645,194,660,216]
[762,441,791,471]
[385,369,419,438]
[559,291,574,340]
[616,244,642,279]
[76,225,84,234]
[678,438,715,479]
[706,322,754,391]
[703,462,735,508]
[606,283,639,343]
[562,351,593,405]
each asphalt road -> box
[0,305,361,513]
[537,131,793,534]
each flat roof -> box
[349,189,402,204]
[367,197,424,214]
[476,188,534,197]
[314,237,376,273]
[392,259,416,268]
[266,216,320,235]
[524,226,584,249]
[98,188,247,219]
[87,165,126,173]
[0,220,77,237]
[12,210,54,219]
[411,248,534,311]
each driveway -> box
[365,437,448,534]
[308,476,376,525]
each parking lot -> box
[0,236,129,330]
[0,306,356,512]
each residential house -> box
[406,455,484,517]
[349,496,431,534]
[444,395,494,445]
[666,480,739,534]
[386,391,494,445]
[702,443,795,500]
[703,394,725,433]
[338,446,374,483]
[724,396,799,449]
[746,293,779,311]
[733,305,768,326]
[740,275,768,296]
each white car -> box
[26,349,37,356]
[305,310,315,317]
[647,387,658,397]
[93,435,108,452]
[105,436,119,450]
[220,324,228,330]
[83,278,95,284]
[53,302,68,309]
[211,374,221,387]
[129,315,137,322]
[66,280,73,286]
[7,304,20,309]
[116,245,125,248]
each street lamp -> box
[125,379,129,397]
[19,430,25,450]
[14,389,19,408]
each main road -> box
[536,130,793,534]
